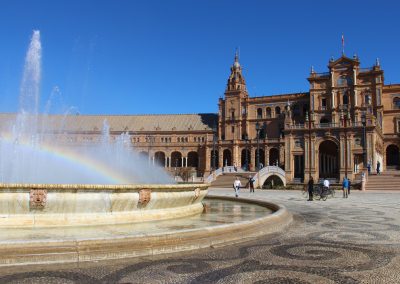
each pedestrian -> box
[348,179,351,195]
[307,176,314,201]
[233,162,237,172]
[249,175,255,193]
[233,176,242,198]
[342,177,349,198]
[376,161,381,175]
[367,162,371,175]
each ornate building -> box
[1,53,399,184]
[215,52,400,183]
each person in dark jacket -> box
[248,176,255,193]
[348,179,351,195]
[307,177,314,201]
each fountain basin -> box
[0,196,292,267]
[0,183,208,227]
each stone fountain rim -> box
[0,196,292,268]
[0,183,210,191]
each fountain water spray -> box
[0,30,173,184]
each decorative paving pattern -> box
[0,189,399,283]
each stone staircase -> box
[365,170,400,190]
[211,172,256,188]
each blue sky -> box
[0,0,399,115]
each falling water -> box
[0,30,173,184]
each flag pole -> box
[341,34,345,56]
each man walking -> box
[376,161,381,175]
[342,177,349,198]
[307,176,314,201]
[233,176,242,198]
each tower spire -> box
[225,50,247,95]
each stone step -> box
[211,173,254,188]
[366,171,400,190]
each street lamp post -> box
[244,133,249,171]
[361,112,367,168]
[256,122,260,171]
[212,126,217,171]
[341,109,349,178]
[306,111,312,181]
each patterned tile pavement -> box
[0,188,399,283]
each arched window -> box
[275,106,281,115]
[343,93,349,105]
[266,107,271,118]
[365,94,371,105]
[257,108,263,119]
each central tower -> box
[219,52,248,142]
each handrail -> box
[253,165,286,185]
[206,166,245,183]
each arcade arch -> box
[386,144,399,169]
[318,140,339,179]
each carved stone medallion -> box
[30,189,47,210]
[138,189,151,207]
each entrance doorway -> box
[269,148,279,166]
[319,140,339,179]
[223,149,232,167]
[294,155,304,181]
[386,145,400,169]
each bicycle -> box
[313,184,328,201]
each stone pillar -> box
[205,147,211,172]
[354,89,358,107]
[181,157,184,167]
[265,146,269,166]
[218,147,223,169]
[284,135,292,182]
[233,143,239,168]
[250,146,256,171]
[279,145,285,167]
[165,156,168,167]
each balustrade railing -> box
[314,72,330,77]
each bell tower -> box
[225,51,248,96]
[219,51,249,143]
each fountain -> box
[0,31,291,267]
[0,30,208,227]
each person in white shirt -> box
[323,177,330,195]
[233,177,242,198]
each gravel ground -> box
[0,188,399,284]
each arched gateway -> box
[318,140,339,179]
[386,144,400,169]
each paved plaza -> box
[0,188,399,283]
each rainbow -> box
[0,132,132,184]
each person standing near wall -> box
[376,161,381,175]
